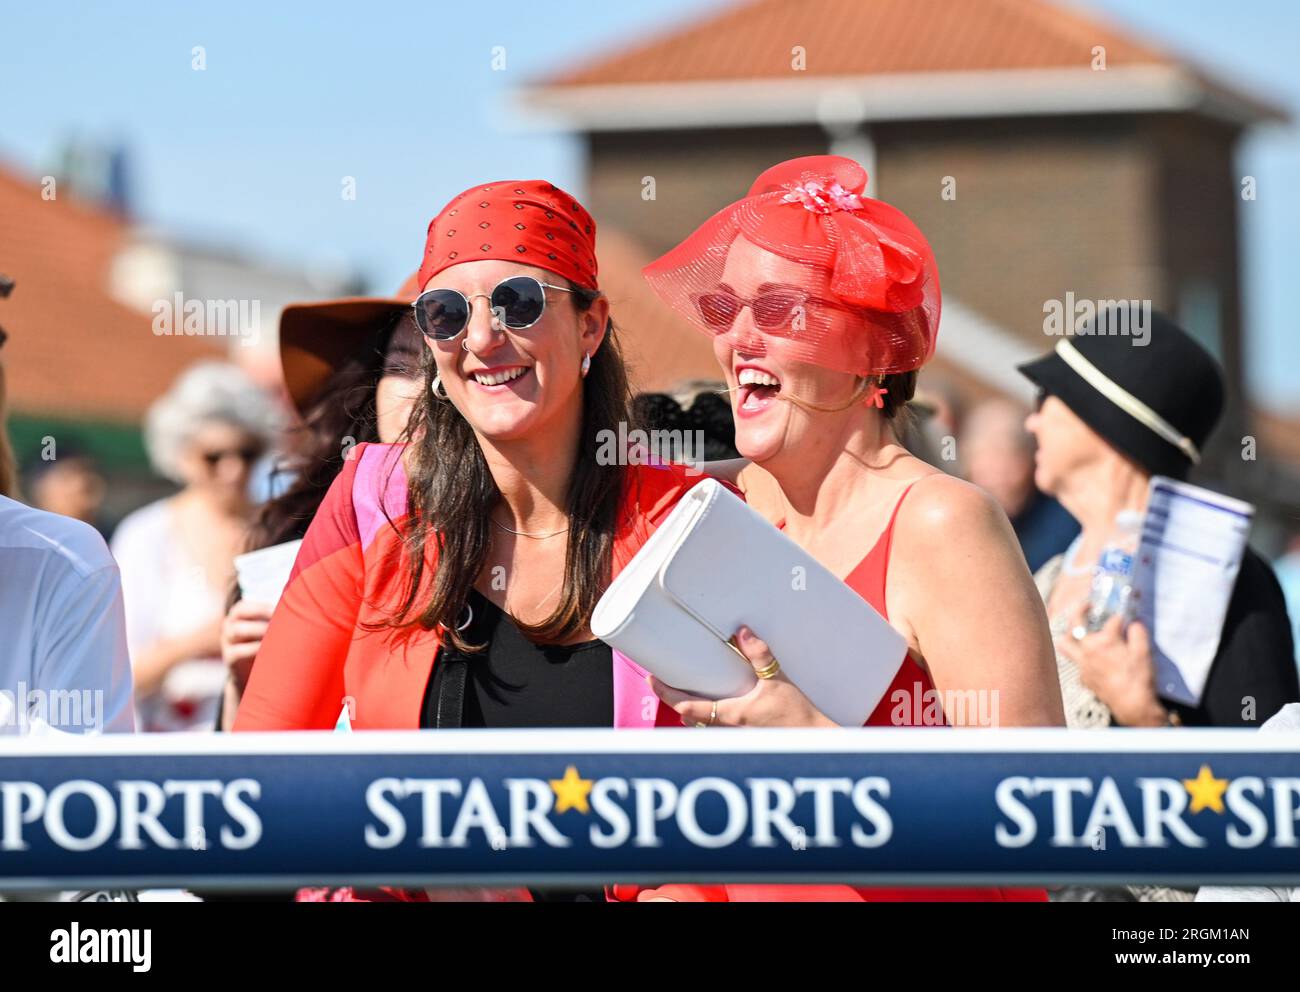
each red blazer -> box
[234,442,691,732]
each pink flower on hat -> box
[781,180,863,214]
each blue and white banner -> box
[1,729,1297,891]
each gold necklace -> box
[489,515,569,540]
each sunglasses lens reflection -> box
[694,292,740,331]
[416,278,552,339]
[491,277,546,328]
[752,292,804,330]
[416,290,471,340]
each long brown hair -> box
[386,282,632,649]
[225,314,405,611]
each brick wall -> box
[874,115,1164,347]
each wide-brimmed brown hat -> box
[278,272,421,418]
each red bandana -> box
[417,180,599,292]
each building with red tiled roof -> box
[0,164,223,424]
[520,0,1297,529]
[535,0,1283,122]
[1,154,358,516]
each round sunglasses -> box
[412,276,577,341]
[691,287,847,336]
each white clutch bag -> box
[592,478,907,726]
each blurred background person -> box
[21,444,110,538]
[901,376,962,465]
[1020,306,1298,732]
[219,277,423,730]
[961,397,1079,573]
[633,382,740,463]
[1022,306,1297,903]
[916,376,962,441]
[679,387,740,461]
[111,361,280,732]
[631,390,686,433]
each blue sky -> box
[1,0,1296,411]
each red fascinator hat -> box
[643,155,939,377]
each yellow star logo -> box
[550,765,594,815]
[1183,764,1229,814]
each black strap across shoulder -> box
[433,643,471,729]
[423,596,480,730]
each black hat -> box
[1016,305,1224,480]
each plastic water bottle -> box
[1086,510,1143,632]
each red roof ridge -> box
[539,0,1179,88]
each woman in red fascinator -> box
[620,155,1064,903]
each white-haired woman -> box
[111,361,279,732]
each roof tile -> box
[0,164,223,422]
[545,0,1173,87]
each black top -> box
[1160,547,1299,727]
[421,590,614,730]
[420,589,613,903]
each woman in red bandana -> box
[233,180,699,901]
[619,155,1065,903]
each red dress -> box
[612,481,1047,903]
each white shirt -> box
[110,498,227,733]
[0,495,135,734]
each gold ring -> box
[754,658,782,680]
[708,700,719,727]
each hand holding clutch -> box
[592,479,906,727]
[649,625,838,728]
